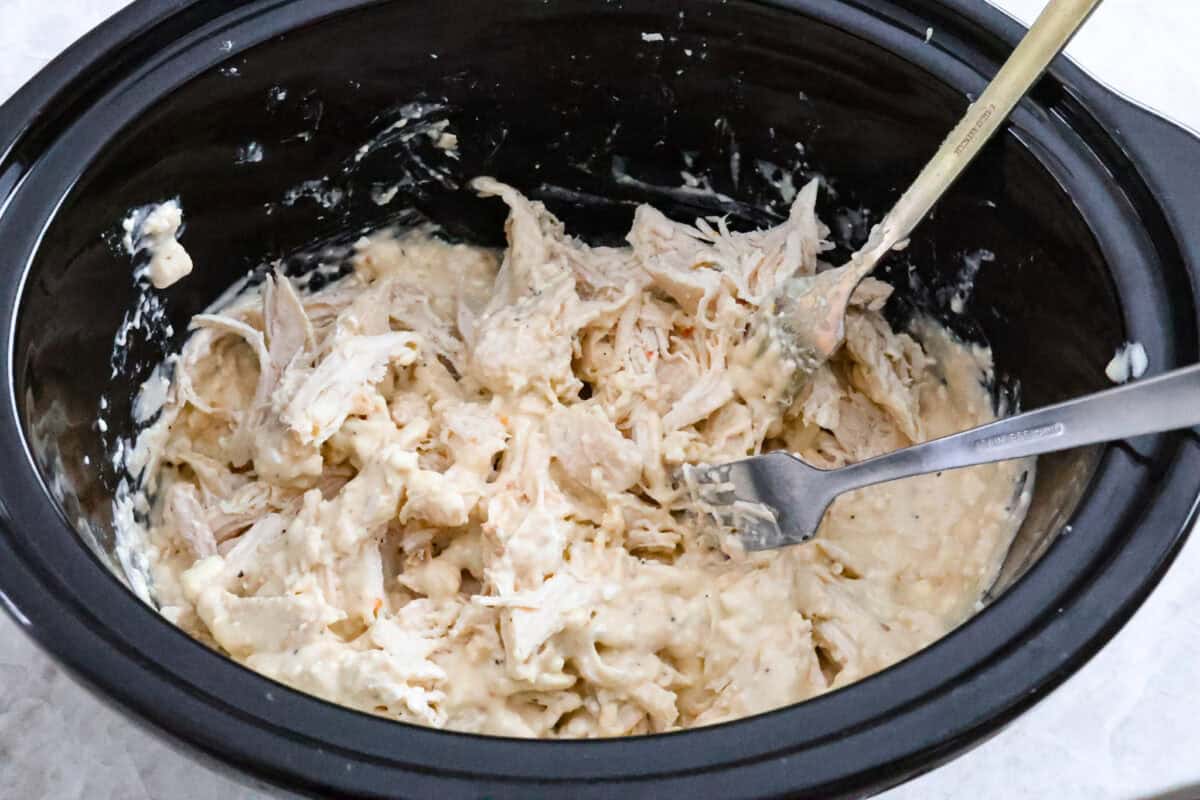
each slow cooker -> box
[2,0,1200,796]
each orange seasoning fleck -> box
[373,598,383,616]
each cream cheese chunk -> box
[124,200,194,289]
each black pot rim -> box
[2,1,1200,798]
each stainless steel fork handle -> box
[834,363,1200,492]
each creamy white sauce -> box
[1105,341,1148,383]
[124,179,1029,738]
[236,141,265,164]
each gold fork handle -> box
[850,0,1104,279]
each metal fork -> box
[679,362,1200,551]
[767,0,1103,390]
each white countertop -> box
[2,1,1198,797]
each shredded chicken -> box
[136,178,1028,737]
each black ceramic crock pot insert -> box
[2,1,1200,797]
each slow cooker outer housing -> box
[2,0,1200,797]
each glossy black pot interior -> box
[3,1,1200,798]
